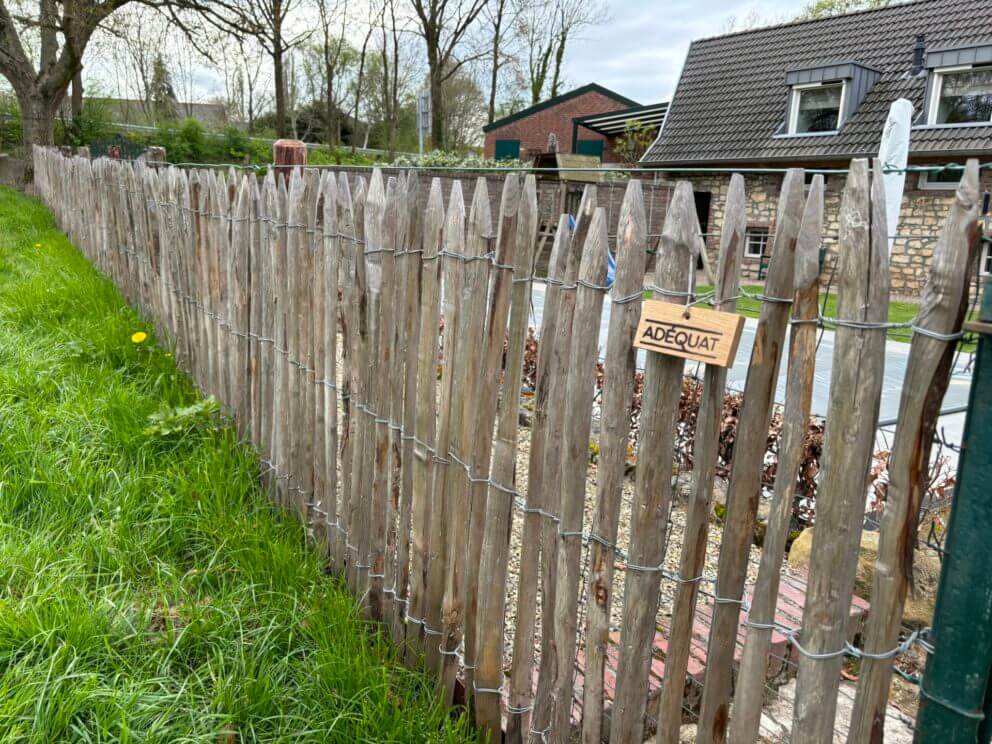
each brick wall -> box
[672,168,992,298]
[483,91,631,162]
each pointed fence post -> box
[610,181,697,744]
[656,173,746,744]
[473,174,539,738]
[507,211,575,744]
[550,206,611,741]
[852,160,981,741]
[580,180,649,744]
[726,175,823,744]
[695,168,805,744]
[792,159,890,742]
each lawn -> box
[0,186,478,743]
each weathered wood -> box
[532,187,596,738]
[319,173,340,561]
[506,212,573,744]
[345,175,369,593]
[440,178,493,702]
[579,180,649,744]
[423,180,466,675]
[474,174,539,738]
[792,158,890,743]
[392,171,421,646]
[726,175,823,744]
[848,159,981,743]
[462,174,521,701]
[695,168,805,744]
[551,206,610,742]
[364,169,392,619]
[656,173,746,744]
[405,178,445,663]
[609,181,696,744]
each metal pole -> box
[915,273,992,743]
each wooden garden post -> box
[695,168,805,744]
[273,139,306,182]
[656,173,746,744]
[580,180,648,744]
[792,159,890,742]
[726,176,823,744]
[850,160,981,741]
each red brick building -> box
[483,83,667,164]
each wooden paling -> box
[423,180,466,675]
[726,175,823,744]
[695,168,805,744]
[848,160,980,741]
[792,158,890,742]
[440,179,493,702]
[580,180,648,744]
[609,181,696,744]
[656,173,746,744]
[462,174,521,701]
[405,178,445,663]
[473,174,538,738]
[506,211,573,744]
[550,206,611,742]
[531,187,595,738]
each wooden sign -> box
[634,300,745,368]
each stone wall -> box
[669,167,992,298]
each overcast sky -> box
[565,0,806,104]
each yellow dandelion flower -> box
[131,331,148,344]
[33,243,41,249]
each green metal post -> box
[916,278,992,743]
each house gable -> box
[642,0,992,166]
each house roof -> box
[575,102,669,136]
[641,0,992,166]
[483,84,640,133]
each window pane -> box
[795,85,842,133]
[936,69,992,124]
[745,228,768,257]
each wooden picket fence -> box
[33,146,983,743]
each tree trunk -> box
[71,71,84,120]
[429,65,444,152]
[273,46,287,138]
[18,88,61,182]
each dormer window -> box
[781,62,879,138]
[790,83,845,134]
[928,67,992,125]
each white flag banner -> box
[877,98,914,254]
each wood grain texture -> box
[792,159,890,743]
[423,179,465,676]
[696,168,805,744]
[727,175,823,744]
[848,159,980,743]
[440,178,492,703]
[580,180,648,744]
[531,186,597,738]
[656,172,746,744]
[462,174,520,702]
[551,207,610,743]
[506,211,573,744]
[473,174,538,738]
[406,178,445,664]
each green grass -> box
[0,186,479,743]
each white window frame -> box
[918,170,963,190]
[981,240,992,276]
[926,65,992,126]
[745,227,770,258]
[787,81,847,135]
